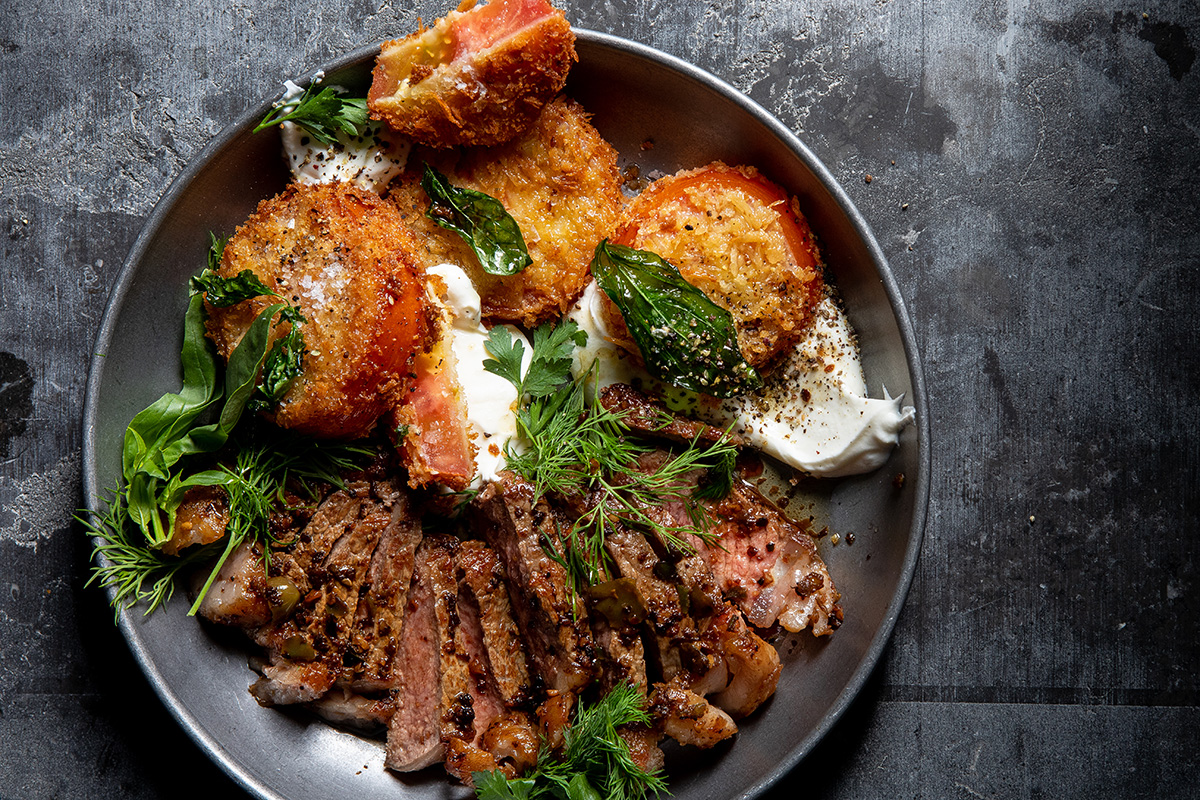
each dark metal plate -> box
[82,30,929,800]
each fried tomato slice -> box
[369,0,575,148]
[606,162,825,370]
[205,182,430,439]
[390,96,623,326]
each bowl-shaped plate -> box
[83,29,929,800]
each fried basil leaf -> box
[251,306,307,409]
[589,240,761,398]
[193,268,276,307]
[422,163,532,276]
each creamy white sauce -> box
[568,281,914,478]
[276,79,411,193]
[427,264,531,484]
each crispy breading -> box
[369,0,575,148]
[606,162,825,371]
[389,96,624,326]
[205,182,430,439]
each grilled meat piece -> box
[599,383,741,448]
[649,678,738,749]
[471,475,596,695]
[194,540,271,628]
[602,527,710,687]
[695,481,842,636]
[250,481,390,706]
[456,540,533,707]
[387,535,462,771]
[308,685,394,732]
[348,487,424,693]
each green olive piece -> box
[266,576,301,623]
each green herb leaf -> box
[481,326,527,389]
[473,771,536,800]
[590,240,761,398]
[422,163,532,276]
[522,321,588,398]
[472,686,665,800]
[194,268,276,307]
[255,305,307,405]
[254,83,369,145]
[693,446,735,501]
[207,231,228,272]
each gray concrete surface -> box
[2,0,1197,797]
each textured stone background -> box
[2,0,1198,797]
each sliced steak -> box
[348,485,423,692]
[471,475,595,695]
[308,685,394,732]
[600,383,741,448]
[249,481,390,707]
[387,535,458,772]
[456,540,533,707]
[602,527,706,685]
[693,480,842,636]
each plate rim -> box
[81,28,930,800]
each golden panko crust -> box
[389,96,624,326]
[605,162,825,371]
[368,0,575,148]
[205,182,430,439]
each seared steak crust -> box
[472,475,596,694]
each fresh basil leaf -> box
[124,293,223,482]
[194,268,276,307]
[422,163,532,276]
[590,240,761,398]
[254,84,369,146]
[186,302,286,453]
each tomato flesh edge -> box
[613,168,817,271]
[450,0,553,60]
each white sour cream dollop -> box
[568,281,914,479]
[277,79,411,193]
[427,264,531,484]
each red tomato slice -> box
[613,166,818,273]
[450,0,554,60]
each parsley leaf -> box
[481,326,527,390]
[254,83,369,146]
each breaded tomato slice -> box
[606,163,824,370]
[206,183,429,439]
[390,96,623,326]
[369,0,575,148]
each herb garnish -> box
[422,163,533,276]
[590,240,761,398]
[483,320,736,590]
[473,684,667,800]
[82,234,361,616]
[253,82,370,145]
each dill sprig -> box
[473,684,667,800]
[483,320,736,592]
